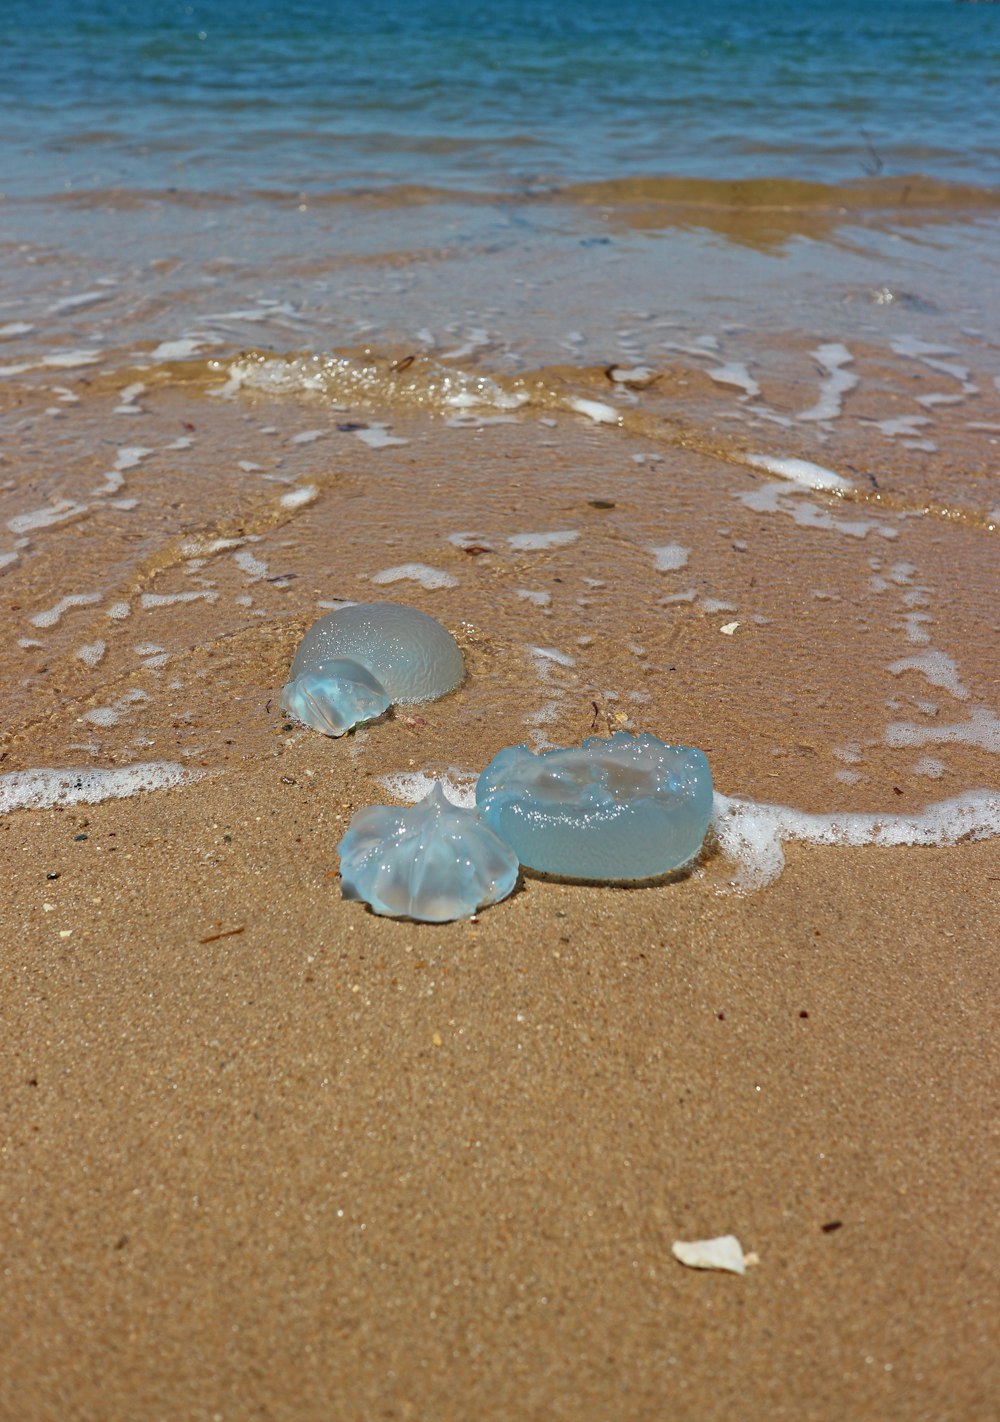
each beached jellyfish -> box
[281,602,465,736]
[476,731,713,881]
[337,783,520,921]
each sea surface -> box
[4,0,1000,195]
[1,0,998,846]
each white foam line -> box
[884,707,1000,752]
[152,337,205,361]
[30,592,102,628]
[8,500,89,535]
[566,396,621,425]
[508,530,579,551]
[527,645,576,668]
[887,650,969,700]
[280,485,318,510]
[140,591,219,608]
[0,762,203,815]
[798,343,857,423]
[743,455,852,493]
[651,543,690,572]
[707,363,760,399]
[355,425,409,449]
[369,563,458,591]
[713,788,1000,890]
[46,290,111,314]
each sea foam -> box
[712,789,1000,890]
[0,763,202,815]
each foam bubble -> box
[30,592,102,628]
[140,591,219,608]
[887,650,969,700]
[651,543,690,572]
[280,485,318,510]
[82,706,120,727]
[798,343,857,423]
[152,338,205,361]
[738,482,878,538]
[355,425,409,449]
[9,501,89,535]
[233,549,269,581]
[369,564,458,590]
[707,363,760,399]
[75,640,106,667]
[508,530,579,552]
[566,396,620,425]
[884,707,1000,753]
[744,455,852,493]
[0,762,202,815]
[713,788,1000,890]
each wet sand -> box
[2,352,999,1418]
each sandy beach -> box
[2,365,999,1420]
[3,2,1000,1411]
[2,717,997,1420]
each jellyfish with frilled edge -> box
[281,602,465,737]
[475,731,713,880]
[337,783,520,922]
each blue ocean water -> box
[2,0,999,197]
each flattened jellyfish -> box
[337,783,520,922]
[476,731,713,880]
[281,602,465,737]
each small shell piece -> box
[671,1236,747,1275]
[337,783,519,922]
[476,731,713,881]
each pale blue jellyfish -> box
[476,732,713,880]
[281,602,465,737]
[337,783,519,921]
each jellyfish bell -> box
[282,602,466,738]
[337,783,519,922]
[476,731,713,881]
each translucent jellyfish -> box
[337,783,519,921]
[476,731,713,880]
[281,602,465,737]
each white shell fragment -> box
[671,1235,747,1275]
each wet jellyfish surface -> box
[476,731,713,881]
[337,783,520,922]
[281,602,465,737]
